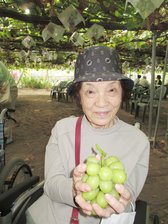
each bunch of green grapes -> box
[82,144,127,209]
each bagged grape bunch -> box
[82,144,127,210]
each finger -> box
[73,164,86,178]
[116,185,132,209]
[105,194,125,213]
[75,181,91,192]
[92,203,115,218]
[96,154,101,160]
[73,164,87,185]
[82,209,92,216]
[75,194,92,212]
[115,184,131,201]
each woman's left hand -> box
[92,184,132,218]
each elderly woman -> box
[27,46,149,224]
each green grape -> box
[82,188,99,201]
[86,156,100,164]
[109,161,125,170]
[111,169,127,184]
[82,174,88,182]
[99,166,113,181]
[86,175,100,190]
[86,162,101,176]
[99,180,113,193]
[105,156,119,166]
[96,191,108,208]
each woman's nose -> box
[95,93,108,106]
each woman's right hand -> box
[72,163,93,215]
[72,155,100,195]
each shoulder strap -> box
[71,116,83,224]
[75,116,83,166]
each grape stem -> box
[95,144,107,166]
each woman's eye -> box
[86,89,95,97]
[109,88,115,93]
[88,90,94,94]
[108,88,117,95]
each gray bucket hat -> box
[68,46,134,95]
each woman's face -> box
[79,81,122,129]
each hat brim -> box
[68,72,134,95]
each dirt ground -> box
[5,88,168,224]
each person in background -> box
[0,61,18,110]
[0,61,18,143]
[138,75,149,89]
[27,46,150,224]
[134,75,141,87]
[155,75,162,88]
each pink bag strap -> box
[71,116,83,224]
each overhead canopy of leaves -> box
[0,0,168,70]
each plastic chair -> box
[130,86,149,114]
[135,86,166,122]
[50,81,68,101]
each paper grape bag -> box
[101,212,136,224]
